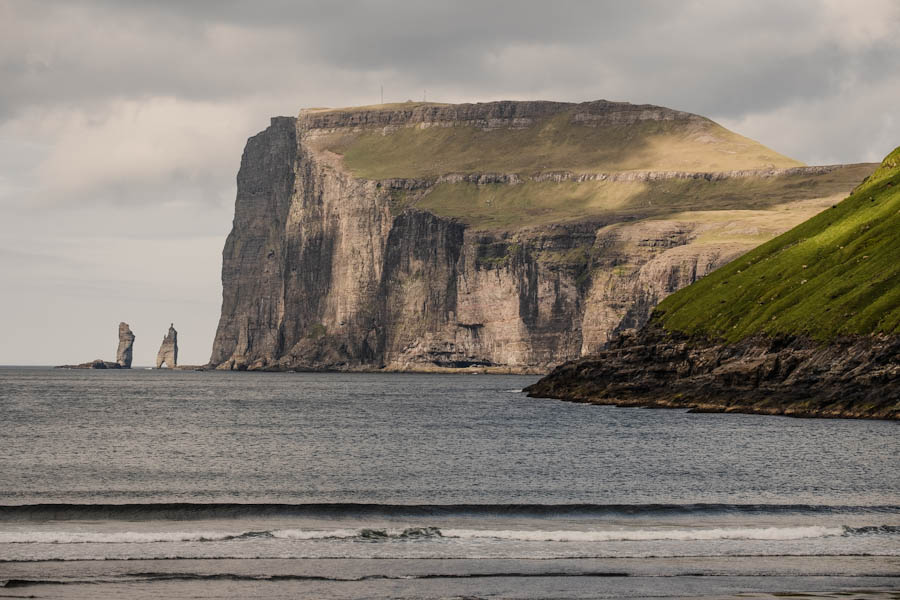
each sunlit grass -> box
[316,109,801,179]
[653,147,900,340]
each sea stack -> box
[116,322,135,368]
[156,324,178,369]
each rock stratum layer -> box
[526,146,900,418]
[209,100,875,372]
[525,326,899,419]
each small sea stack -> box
[116,322,135,368]
[156,324,178,368]
[57,321,135,369]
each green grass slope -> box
[315,106,801,179]
[653,146,900,341]
[402,164,873,230]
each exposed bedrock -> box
[156,324,178,369]
[116,322,135,368]
[524,325,900,420]
[208,106,871,372]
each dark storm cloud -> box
[5,1,895,122]
[2,1,895,120]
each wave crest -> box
[5,524,896,545]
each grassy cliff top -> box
[653,146,900,341]
[400,165,873,230]
[305,100,802,178]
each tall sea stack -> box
[156,324,178,369]
[115,322,135,368]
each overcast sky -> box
[1,0,898,365]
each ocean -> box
[0,367,897,599]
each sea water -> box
[0,367,897,598]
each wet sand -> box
[2,556,898,599]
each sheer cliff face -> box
[210,102,873,371]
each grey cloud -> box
[4,1,897,122]
[1,0,898,364]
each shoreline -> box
[524,327,900,421]
[528,393,900,421]
[2,556,898,599]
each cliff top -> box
[652,146,900,341]
[299,99,802,178]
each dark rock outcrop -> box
[298,100,701,131]
[156,324,178,369]
[116,322,135,368]
[525,325,900,419]
[57,359,121,369]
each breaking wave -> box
[2,524,896,545]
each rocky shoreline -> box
[525,325,900,420]
[56,360,127,370]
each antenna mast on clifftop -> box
[380,85,383,104]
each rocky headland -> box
[525,326,899,419]
[526,147,900,419]
[208,100,876,372]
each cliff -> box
[526,147,900,418]
[209,100,876,372]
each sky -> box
[1,0,898,366]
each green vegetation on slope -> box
[317,109,801,179]
[405,165,873,230]
[653,147,900,341]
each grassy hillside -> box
[653,147,900,341]
[393,164,874,231]
[314,106,801,179]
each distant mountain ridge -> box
[526,146,900,418]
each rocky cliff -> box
[526,146,900,418]
[156,324,178,369]
[525,325,899,419]
[209,101,875,372]
[116,322,134,368]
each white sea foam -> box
[271,529,359,540]
[0,525,858,545]
[0,527,426,544]
[0,531,243,544]
[440,526,845,542]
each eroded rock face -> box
[208,108,869,372]
[116,322,135,368]
[156,324,178,369]
[525,325,900,420]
